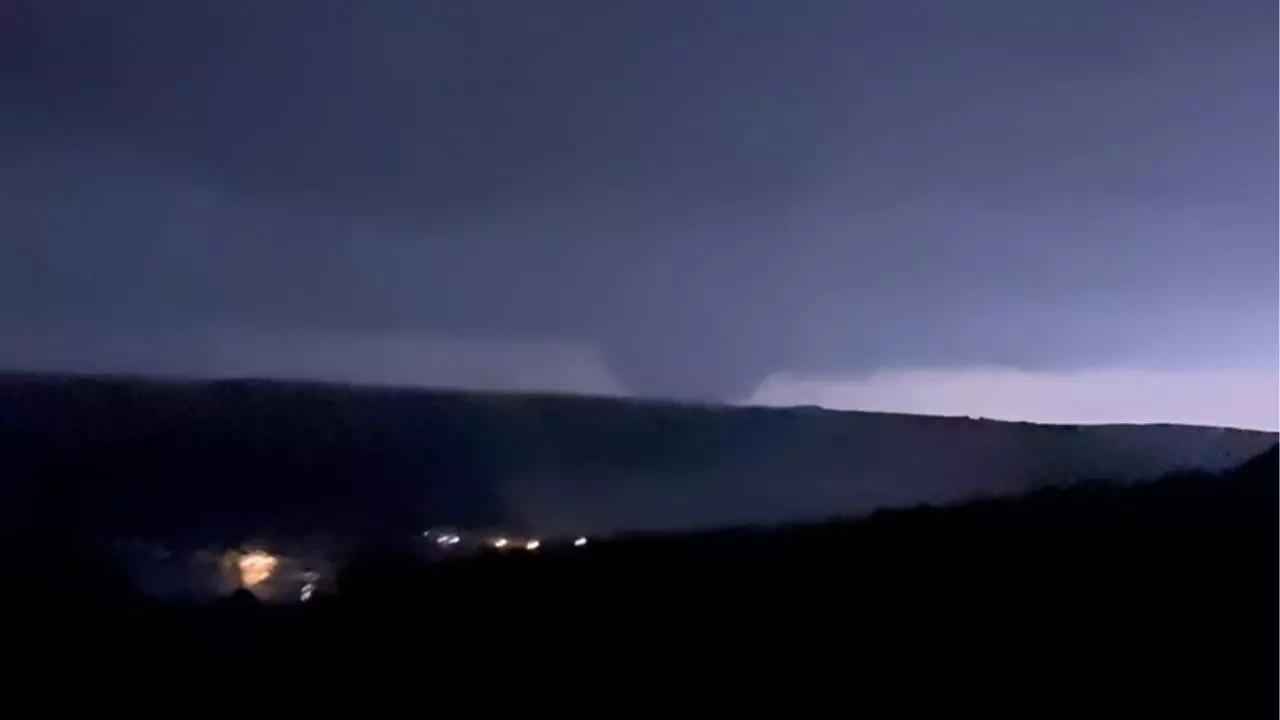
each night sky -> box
[1,1,1275,428]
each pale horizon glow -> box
[749,367,1280,431]
[4,329,1275,431]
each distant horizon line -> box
[0,366,1274,435]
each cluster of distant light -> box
[231,549,321,603]
[229,531,591,603]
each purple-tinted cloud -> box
[0,1,1273,404]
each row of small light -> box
[425,530,588,552]
[489,535,588,550]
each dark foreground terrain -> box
[3,444,1275,712]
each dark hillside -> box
[0,372,1271,551]
[7,443,1273,715]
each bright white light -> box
[573,537,588,547]
[492,537,509,548]
[300,582,315,602]
[525,540,541,551]
[436,533,460,546]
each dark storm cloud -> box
[0,1,1275,405]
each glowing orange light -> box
[238,551,278,588]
